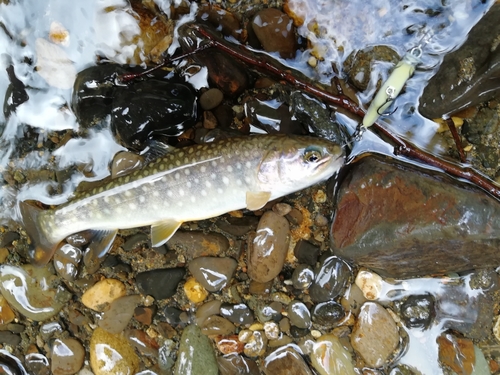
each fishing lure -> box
[354,45,423,139]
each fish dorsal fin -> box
[142,140,176,163]
[246,191,272,211]
[151,221,182,247]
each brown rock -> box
[263,346,313,375]
[247,211,290,283]
[134,306,157,326]
[331,155,500,277]
[168,231,229,260]
[252,8,297,59]
[437,334,475,375]
[351,302,400,368]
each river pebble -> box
[217,353,260,375]
[40,322,63,340]
[0,331,21,346]
[200,88,223,110]
[99,295,141,334]
[163,306,184,326]
[292,264,314,289]
[263,321,280,340]
[201,315,236,335]
[310,334,355,375]
[81,278,126,312]
[214,335,244,354]
[309,255,351,303]
[312,301,345,327]
[293,240,320,266]
[263,345,313,375]
[0,295,15,325]
[216,216,259,237]
[188,256,237,292]
[53,244,82,281]
[134,305,156,326]
[25,352,50,375]
[255,301,282,323]
[243,330,268,357]
[51,338,85,375]
[399,294,435,329]
[174,324,218,375]
[247,211,290,283]
[287,300,311,329]
[135,268,185,300]
[220,303,254,325]
[110,151,144,179]
[0,264,71,321]
[437,334,475,374]
[184,276,209,303]
[351,302,400,368]
[89,327,139,375]
[167,231,229,259]
[195,300,222,326]
[251,8,297,59]
[125,328,159,357]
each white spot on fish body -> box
[124,191,132,197]
[201,190,207,196]
[139,196,146,203]
[194,178,200,184]
[217,188,223,194]
[222,176,229,185]
[227,165,233,172]
[190,196,196,203]
[179,189,185,197]
[129,203,137,210]
[187,181,192,188]
[245,176,252,184]
[236,179,242,186]
[175,173,180,180]
[236,162,242,169]
[177,201,183,207]
[167,191,173,197]
[184,169,190,176]
[245,161,251,168]
[153,191,160,197]
[201,166,207,173]
[211,173,216,179]
[205,181,212,188]
[211,161,217,167]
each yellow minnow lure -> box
[20,134,345,265]
[359,46,423,134]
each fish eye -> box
[303,147,323,163]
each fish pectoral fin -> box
[151,221,182,247]
[246,191,272,211]
[85,229,118,272]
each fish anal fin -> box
[151,221,182,247]
[19,201,59,266]
[246,191,272,211]
[83,229,118,273]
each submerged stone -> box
[174,324,218,375]
[331,155,500,278]
[263,345,313,375]
[0,265,71,321]
[419,3,500,118]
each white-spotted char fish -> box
[20,134,345,265]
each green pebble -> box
[174,324,218,375]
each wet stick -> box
[190,24,500,201]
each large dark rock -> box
[419,3,500,118]
[331,154,500,278]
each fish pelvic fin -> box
[19,201,60,266]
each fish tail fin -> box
[19,201,59,265]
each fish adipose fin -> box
[151,221,182,247]
[19,201,59,266]
[246,191,271,211]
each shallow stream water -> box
[0,0,498,374]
